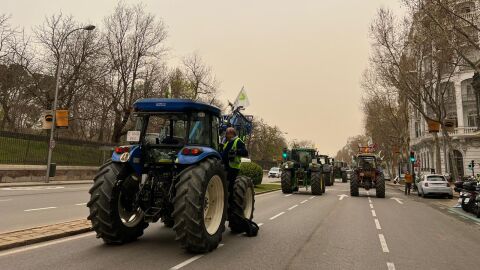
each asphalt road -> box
[0,180,479,270]
[0,184,91,233]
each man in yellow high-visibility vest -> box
[221,127,249,199]
[405,172,413,195]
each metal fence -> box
[0,131,115,166]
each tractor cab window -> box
[144,114,187,146]
[188,112,211,146]
[359,157,376,169]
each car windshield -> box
[426,176,445,181]
[270,167,279,172]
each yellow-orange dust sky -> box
[3,0,403,155]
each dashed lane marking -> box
[300,200,308,204]
[288,204,298,211]
[75,203,87,206]
[374,218,382,230]
[371,210,377,217]
[309,196,315,199]
[387,262,396,270]
[258,223,264,227]
[269,212,285,220]
[368,198,372,203]
[369,203,374,209]
[24,206,57,212]
[169,244,224,270]
[284,194,292,197]
[378,234,390,253]
[0,199,12,202]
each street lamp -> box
[45,25,95,183]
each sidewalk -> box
[386,181,459,198]
[0,180,93,188]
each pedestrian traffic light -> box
[409,151,416,162]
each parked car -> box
[417,174,453,198]
[268,167,281,178]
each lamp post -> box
[45,25,95,183]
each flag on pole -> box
[234,86,250,108]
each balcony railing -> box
[451,126,478,134]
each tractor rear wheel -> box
[173,158,227,253]
[281,170,293,194]
[350,174,359,197]
[376,175,385,198]
[324,173,331,186]
[330,174,335,186]
[87,162,148,244]
[229,175,255,233]
[311,172,323,195]
[321,174,326,193]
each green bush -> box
[239,162,263,186]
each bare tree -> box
[104,2,168,142]
[182,53,218,101]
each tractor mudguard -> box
[309,163,321,172]
[322,165,331,173]
[111,145,143,175]
[177,146,222,165]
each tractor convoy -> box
[87,97,385,254]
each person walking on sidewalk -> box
[405,172,413,195]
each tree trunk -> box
[433,132,442,174]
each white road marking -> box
[387,262,396,270]
[391,197,404,204]
[269,212,285,220]
[169,244,224,270]
[284,194,292,197]
[258,223,264,227]
[338,194,349,200]
[371,210,377,217]
[309,196,315,199]
[0,199,12,202]
[366,191,370,196]
[0,232,96,257]
[378,234,389,252]
[256,190,281,197]
[374,219,382,230]
[369,203,374,209]
[368,197,372,203]
[75,203,87,206]
[24,206,57,212]
[288,204,298,211]
[300,199,308,204]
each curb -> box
[0,219,92,251]
[255,188,281,195]
[0,180,93,188]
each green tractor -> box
[333,161,348,183]
[280,148,325,195]
[317,154,335,186]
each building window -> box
[415,121,421,138]
[468,112,477,127]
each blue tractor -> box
[87,98,256,253]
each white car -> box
[417,174,453,198]
[268,167,281,178]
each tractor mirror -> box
[126,130,141,143]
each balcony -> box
[451,126,479,134]
[410,126,479,147]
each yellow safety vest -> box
[224,137,242,169]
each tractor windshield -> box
[358,156,376,170]
[144,114,188,146]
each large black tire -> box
[321,174,326,193]
[461,197,468,211]
[281,170,293,194]
[311,172,323,195]
[324,173,331,186]
[173,158,227,253]
[229,175,255,233]
[87,162,148,244]
[341,172,347,183]
[376,175,385,198]
[330,173,335,186]
[350,174,359,197]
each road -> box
[0,175,278,233]
[0,184,91,233]
[0,181,479,270]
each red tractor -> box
[350,148,385,198]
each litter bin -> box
[49,163,57,177]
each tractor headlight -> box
[285,165,289,169]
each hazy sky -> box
[3,0,403,155]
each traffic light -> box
[409,151,416,162]
[469,160,475,169]
[282,148,288,160]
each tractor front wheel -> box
[281,170,293,194]
[376,175,385,198]
[173,158,227,253]
[311,172,323,195]
[87,162,148,244]
[350,174,359,197]
[341,172,348,183]
[229,175,255,233]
